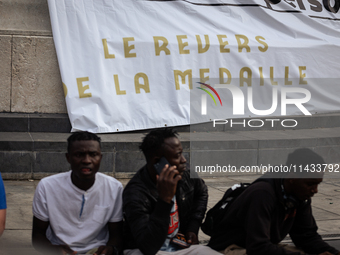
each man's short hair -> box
[67,131,101,153]
[140,128,178,161]
[286,148,325,167]
[286,148,325,178]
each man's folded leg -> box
[220,244,305,255]
[124,245,222,255]
[221,244,246,255]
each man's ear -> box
[288,179,295,185]
[151,155,161,165]
[284,178,296,195]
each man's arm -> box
[32,216,75,255]
[290,200,340,255]
[186,177,208,242]
[0,209,6,237]
[243,188,305,255]
[94,221,123,255]
[123,166,181,255]
[244,191,330,255]
[124,192,172,255]
[107,221,124,250]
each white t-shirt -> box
[33,171,123,253]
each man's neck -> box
[282,179,293,196]
[71,173,95,191]
[146,163,157,184]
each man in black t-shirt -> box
[208,148,340,255]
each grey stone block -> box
[316,137,340,147]
[174,125,190,132]
[0,0,51,32]
[190,140,258,151]
[0,132,33,151]
[30,114,71,132]
[114,142,141,152]
[0,152,32,173]
[289,115,314,130]
[99,152,114,174]
[258,148,296,166]
[115,151,145,173]
[257,147,337,168]
[190,122,225,132]
[11,36,67,113]
[0,141,34,151]
[31,132,69,151]
[0,113,71,132]
[291,128,340,139]
[180,141,191,151]
[100,133,144,152]
[314,146,340,166]
[100,142,117,152]
[0,113,29,132]
[33,141,67,152]
[0,35,11,112]
[315,115,340,129]
[258,138,316,149]
[241,130,295,140]
[33,152,69,173]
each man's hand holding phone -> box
[154,157,182,204]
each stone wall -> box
[0,0,67,113]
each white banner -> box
[47,0,340,133]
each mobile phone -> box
[154,157,170,175]
[171,233,191,248]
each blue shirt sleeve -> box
[0,173,7,210]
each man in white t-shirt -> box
[32,131,123,255]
